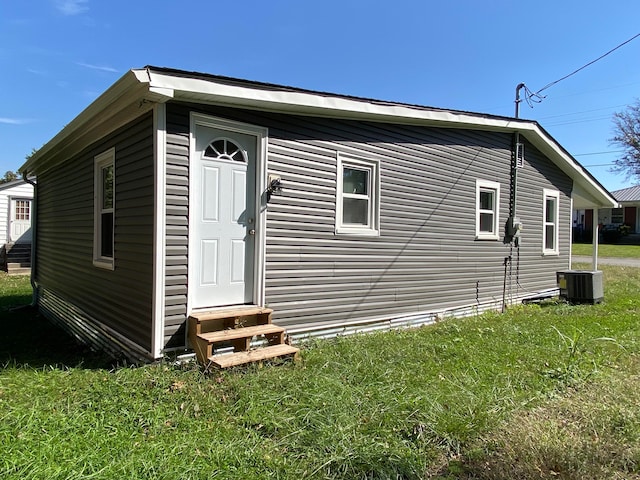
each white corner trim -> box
[151,104,167,359]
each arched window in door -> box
[204,138,247,163]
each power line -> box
[574,150,624,157]
[533,32,640,97]
[482,80,640,113]
[540,80,640,101]
[545,114,613,127]
[536,104,628,120]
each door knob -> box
[248,229,256,235]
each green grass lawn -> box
[1,268,639,479]
[572,242,640,258]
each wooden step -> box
[190,306,273,323]
[197,324,284,343]
[7,262,30,268]
[5,243,31,252]
[6,267,30,275]
[195,324,285,359]
[189,306,273,337]
[188,306,296,368]
[209,344,299,369]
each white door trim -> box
[9,196,33,243]
[187,112,268,315]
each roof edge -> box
[146,66,525,131]
[611,184,640,202]
[19,65,618,209]
[20,69,173,175]
[519,123,617,208]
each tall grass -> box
[456,355,640,479]
[0,266,639,479]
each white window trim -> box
[335,154,380,236]
[475,179,500,240]
[543,188,560,256]
[93,147,115,270]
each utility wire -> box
[483,80,640,113]
[574,150,625,157]
[545,114,614,127]
[537,104,629,120]
[532,32,640,99]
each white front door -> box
[10,198,32,243]
[191,123,258,308]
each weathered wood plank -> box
[197,324,284,343]
[190,306,273,322]
[209,344,299,368]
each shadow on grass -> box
[521,297,566,309]
[0,302,115,370]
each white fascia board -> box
[20,70,174,175]
[21,66,615,210]
[518,124,617,208]
[572,183,619,209]
[144,70,515,130]
[0,178,32,191]
[149,86,176,101]
[573,178,618,209]
[146,69,615,208]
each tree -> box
[0,171,17,184]
[0,148,38,185]
[610,100,640,181]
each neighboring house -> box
[0,178,34,274]
[20,66,616,364]
[0,178,34,245]
[574,185,640,237]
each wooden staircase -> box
[3,243,31,275]
[188,306,299,369]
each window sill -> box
[336,226,379,237]
[542,251,559,256]
[93,258,114,270]
[475,234,500,241]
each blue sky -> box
[1,0,639,193]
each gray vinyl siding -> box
[163,108,190,348]
[516,137,572,279]
[36,113,155,352]
[164,103,572,346]
[264,122,571,329]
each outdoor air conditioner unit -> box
[556,270,604,304]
